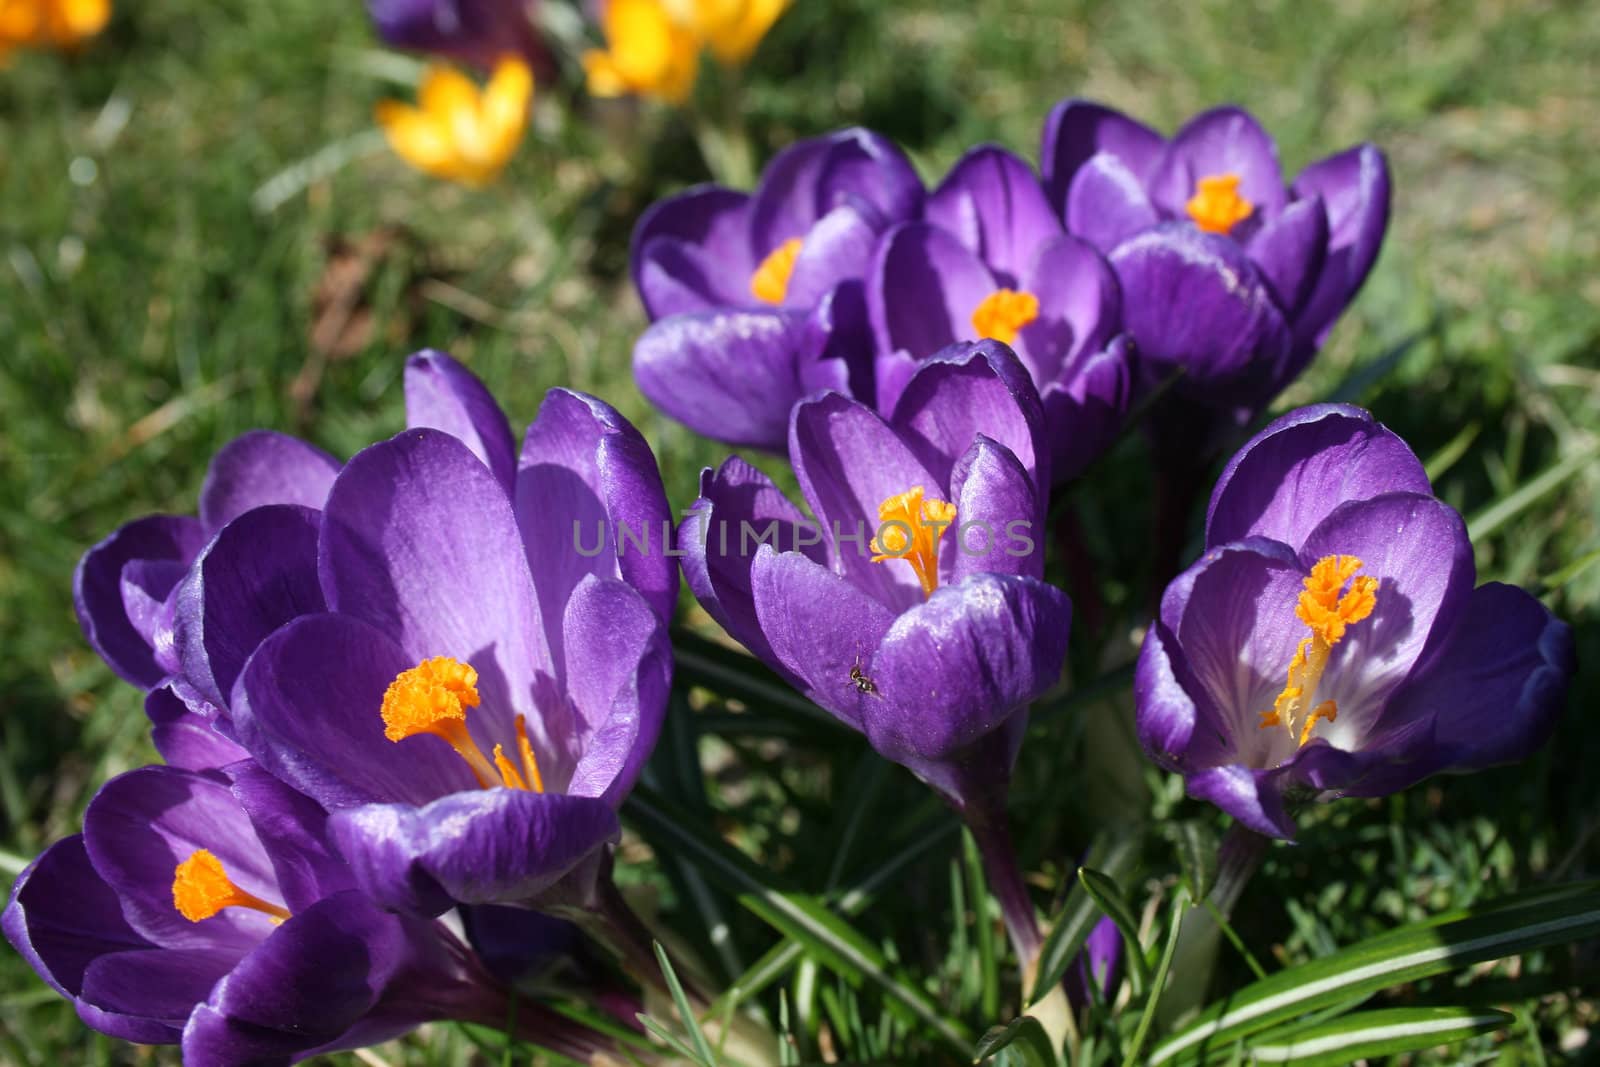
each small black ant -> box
[848,658,879,696]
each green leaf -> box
[626,788,972,1053]
[1244,1006,1512,1066]
[1466,442,1600,543]
[1122,890,1190,1067]
[654,941,719,1065]
[1079,865,1152,998]
[972,1015,1057,1066]
[1149,881,1600,1065]
[1029,831,1137,1005]
[1172,821,1219,902]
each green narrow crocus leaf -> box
[972,1015,1057,1066]
[1149,881,1600,1065]
[1243,1006,1512,1066]
[1078,865,1152,998]
[1029,832,1138,1005]
[1172,821,1219,902]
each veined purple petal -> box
[927,145,1062,287]
[784,203,886,309]
[1039,337,1134,484]
[403,351,517,493]
[147,685,249,772]
[1247,195,1329,319]
[1040,99,1166,214]
[1290,143,1391,350]
[1018,233,1121,390]
[748,128,923,256]
[868,222,996,363]
[198,431,341,534]
[80,947,236,1029]
[1148,106,1287,222]
[748,546,896,728]
[227,761,354,911]
[1186,764,1295,839]
[327,791,620,916]
[1064,152,1160,253]
[864,573,1070,763]
[1206,403,1432,549]
[633,308,813,452]
[631,185,754,319]
[946,437,1042,583]
[173,504,325,711]
[75,515,208,688]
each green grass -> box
[2,0,1598,1063]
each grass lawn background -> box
[2,0,1597,1062]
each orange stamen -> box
[970,288,1040,345]
[382,657,542,791]
[870,487,957,598]
[750,237,803,304]
[1257,555,1379,747]
[172,850,290,924]
[1186,173,1254,235]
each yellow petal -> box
[376,100,460,178]
[583,49,630,98]
[483,57,533,135]
[60,0,110,35]
[703,0,787,64]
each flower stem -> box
[965,808,1041,967]
[586,870,710,1010]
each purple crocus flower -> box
[868,146,1132,482]
[211,376,674,917]
[1040,101,1390,418]
[1135,404,1575,839]
[682,339,1071,958]
[366,0,546,70]
[2,761,608,1065]
[631,127,925,450]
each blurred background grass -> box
[2,0,1598,1062]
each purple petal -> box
[75,515,208,688]
[1206,404,1432,549]
[1018,233,1121,389]
[783,203,888,308]
[328,791,620,915]
[631,185,754,319]
[365,0,544,67]
[173,504,326,711]
[679,457,820,665]
[1148,106,1287,222]
[946,437,1043,582]
[147,685,249,772]
[320,429,546,738]
[1248,196,1328,318]
[80,947,236,1028]
[119,559,185,668]
[748,128,923,255]
[83,766,279,952]
[181,891,426,1065]
[1109,225,1292,389]
[1298,493,1475,740]
[403,350,517,493]
[561,576,672,806]
[749,546,896,729]
[1040,99,1166,213]
[633,308,813,451]
[1372,583,1574,774]
[517,389,677,648]
[867,222,995,362]
[789,391,941,609]
[927,145,1062,286]
[888,338,1045,491]
[864,573,1070,763]
[1064,152,1161,253]
[198,430,341,533]
[1186,764,1295,839]
[1290,144,1391,349]
[231,613,478,810]
[227,761,354,911]
[1040,337,1134,484]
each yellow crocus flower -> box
[680,0,789,64]
[583,0,700,105]
[375,58,533,187]
[0,0,110,59]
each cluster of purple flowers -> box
[6,98,1575,1064]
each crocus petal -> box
[868,222,995,363]
[783,203,886,309]
[1299,493,1475,741]
[748,128,923,255]
[1148,106,1287,221]
[633,308,813,451]
[82,767,279,952]
[1371,583,1575,774]
[1040,99,1166,214]
[927,145,1062,286]
[231,613,478,810]
[1109,225,1292,389]
[1206,403,1432,549]
[560,575,672,806]
[1290,143,1391,349]
[1064,152,1160,253]
[1186,764,1295,839]
[320,429,546,739]
[173,504,326,711]
[180,891,421,1066]
[887,338,1045,490]
[946,436,1042,582]
[327,791,620,916]
[80,947,236,1028]
[516,389,677,651]
[749,546,896,728]
[403,350,517,493]
[227,761,354,911]
[789,391,941,609]
[366,0,544,68]
[198,431,341,533]
[119,559,185,664]
[1039,337,1134,484]
[1018,233,1121,389]
[864,573,1070,762]
[147,685,249,773]
[75,515,208,688]
[631,185,754,319]
[1247,195,1328,319]
[680,457,821,664]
